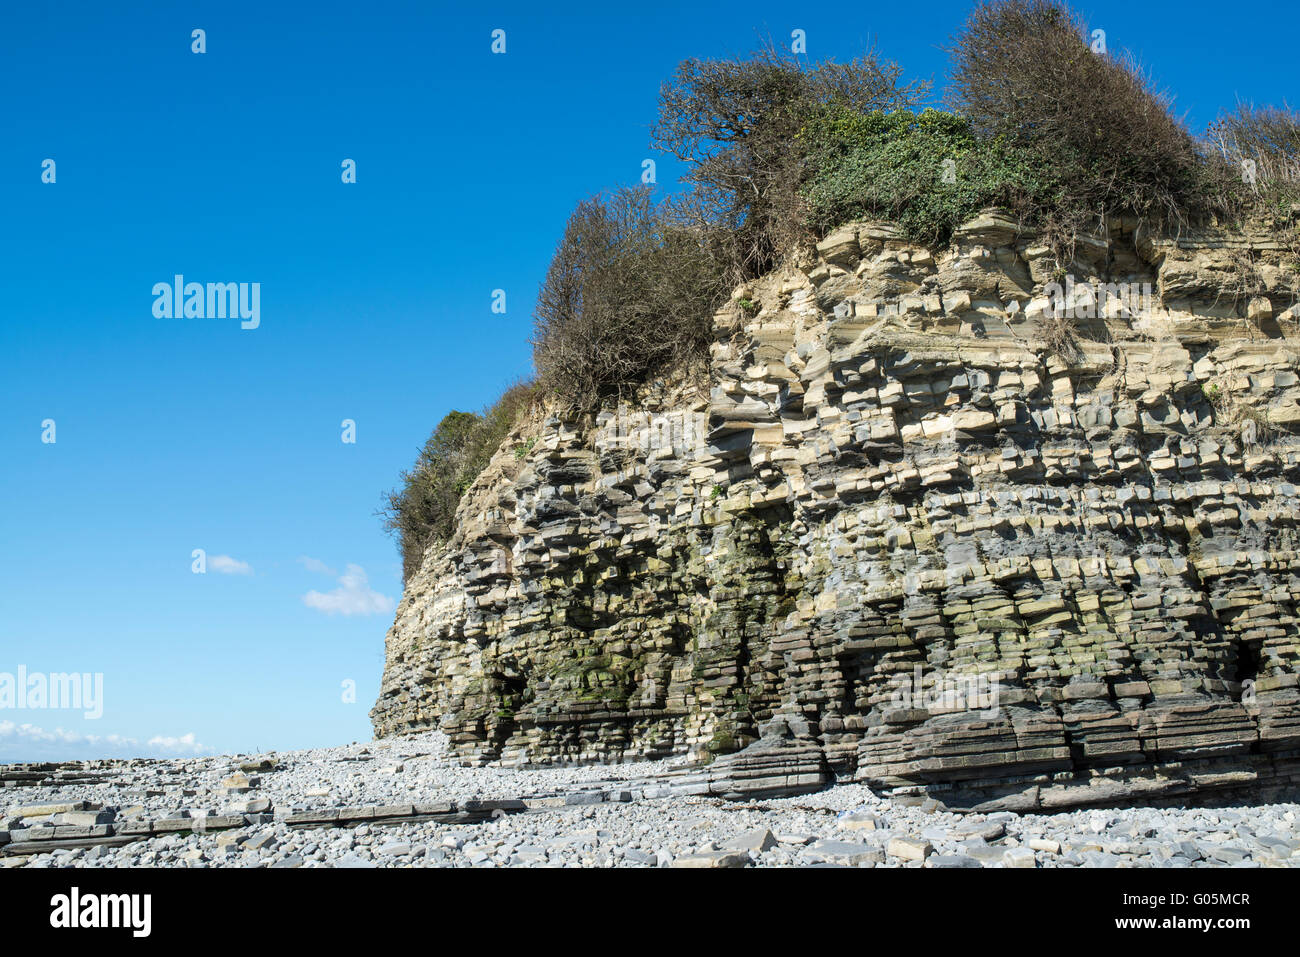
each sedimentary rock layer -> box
[373,211,1300,809]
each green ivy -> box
[800,106,1067,246]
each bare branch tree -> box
[532,186,730,411]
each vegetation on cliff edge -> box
[381,381,538,580]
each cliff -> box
[372,210,1300,811]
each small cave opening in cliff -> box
[1233,638,1262,687]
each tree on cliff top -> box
[651,42,927,282]
[944,0,1223,251]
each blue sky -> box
[1,0,1295,761]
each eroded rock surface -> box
[373,212,1300,811]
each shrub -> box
[1202,105,1300,301]
[651,42,926,281]
[945,0,1216,254]
[1036,311,1081,362]
[531,186,730,410]
[1208,103,1300,217]
[801,106,1067,246]
[381,381,537,580]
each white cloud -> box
[297,556,336,576]
[0,720,208,762]
[146,732,203,752]
[209,554,252,575]
[302,563,395,617]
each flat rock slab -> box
[670,850,749,868]
[285,799,525,830]
[3,834,142,857]
[887,837,934,862]
[803,839,884,866]
[1,813,253,855]
[14,801,93,817]
[722,827,778,853]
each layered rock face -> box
[374,212,1300,810]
